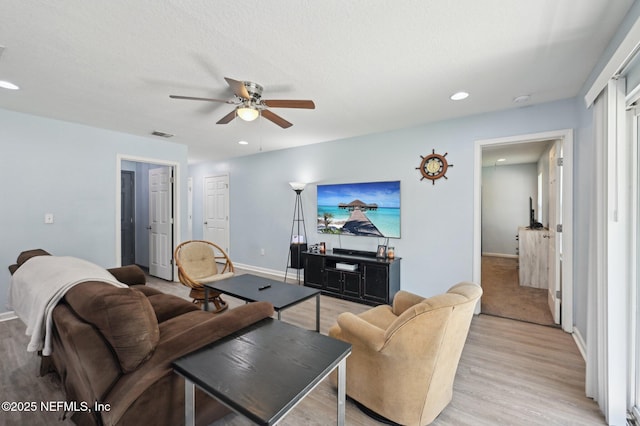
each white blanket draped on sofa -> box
[8,255,127,355]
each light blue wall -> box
[190,98,580,299]
[482,163,538,256]
[572,98,594,347]
[1,109,188,314]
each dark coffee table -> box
[204,274,321,331]
[173,318,351,426]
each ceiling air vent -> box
[151,131,174,138]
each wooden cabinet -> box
[302,248,401,306]
[304,255,325,288]
[518,227,549,288]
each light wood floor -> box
[0,271,605,425]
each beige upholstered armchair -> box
[174,240,235,313]
[328,282,482,426]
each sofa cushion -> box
[146,293,200,323]
[131,284,163,297]
[17,248,51,266]
[9,249,51,274]
[65,282,160,373]
[106,264,147,286]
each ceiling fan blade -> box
[216,109,237,124]
[170,95,234,104]
[224,77,251,99]
[262,99,315,109]
[261,109,293,129]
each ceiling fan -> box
[170,77,315,129]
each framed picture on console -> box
[376,245,387,259]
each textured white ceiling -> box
[0,1,633,163]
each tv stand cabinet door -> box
[326,270,343,293]
[363,263,389,304]
[304,255,325,289]
[342,272,361,298]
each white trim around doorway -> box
[473,129,574,333]
[115,154,181,282]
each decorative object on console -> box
[317,181,401,238]
[387,246,395,259]
[285,182,308,284]
[416,149,453,184]
[376,244,387,258]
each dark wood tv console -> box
[302,248,401,306]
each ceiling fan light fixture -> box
[0,80,20,90]
[237,106,259,121]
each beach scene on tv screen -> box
[317,181,400,238]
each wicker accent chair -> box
[174,240,235,313]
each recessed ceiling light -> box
[238,140,249,145]
[497,158,506,162]
[450,91,469,101]
[0,80,19,90]
[513,94,531,104]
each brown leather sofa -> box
[9,250,275,426]
[328,282,482,426]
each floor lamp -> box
[285,182,308,284]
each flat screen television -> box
[529,196,543,229]
[317,180,401,238]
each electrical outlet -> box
[260,248,265,256]
[44,213,54,224]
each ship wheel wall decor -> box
[416,149,453,185]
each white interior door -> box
[149,166,173,280]
[547,141,562,324]
[187,177,193,241]
[204,175,230,253]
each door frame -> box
[115,154,181,281]
[473,129,574,333]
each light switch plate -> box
[44,213,54,224]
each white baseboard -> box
[234,263,299,281]
[482,252,519,259]
[0,311,18,322]
[572,326,587,362]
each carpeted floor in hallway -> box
[481,256,556,326]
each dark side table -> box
[173,318,351,425]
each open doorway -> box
[473,130,574,332]
[116,156,181,282]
